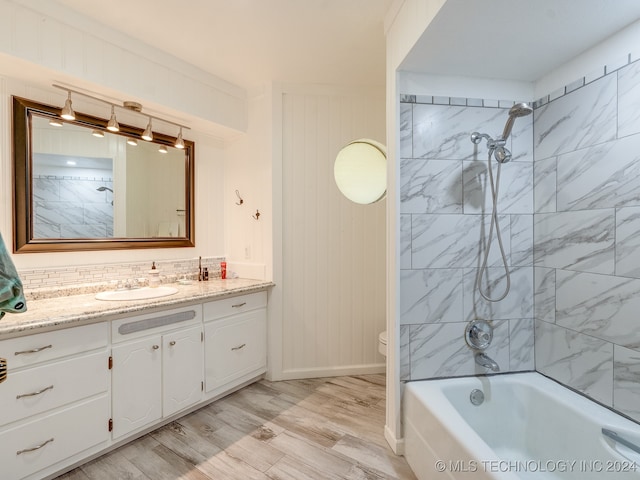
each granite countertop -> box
[0,278,274,339]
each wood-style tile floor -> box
[56,374,417,480]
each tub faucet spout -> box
[475,352,499,372]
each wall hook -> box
[235,190,244,205]
[252,210,261,220]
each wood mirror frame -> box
[12,96,195,253]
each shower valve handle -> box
[465,320,493,350]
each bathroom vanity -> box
[0,278,272,480]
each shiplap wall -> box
[279,87,386,378]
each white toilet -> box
[378,330,387,357]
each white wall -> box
[384,0,447,453]
[269,83,387,380]
[0,0,243,270]
[224,88,273,281]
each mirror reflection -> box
[13,96,195,253]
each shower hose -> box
[477,147,511,302]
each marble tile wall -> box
[399,97,535,381]
[534,58,640,422]
[33,175,114,238]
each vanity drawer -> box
[111,304,203,343]
[0,351,109,427]
[203,291,267,321]
[0,394,109,480]
[204,308,266,392]
[0,323,108,370]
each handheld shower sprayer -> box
[470,102,532,302]
[501,103,533,142]
[471,103,532,164]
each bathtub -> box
[404,372,640,479]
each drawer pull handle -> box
[17,438,54,455]
[231,343,246,351]
[17,385,54,399]
[152,345,160,350]
[169,341,176,346]
[15,345,52,356]
[232,302,247,308]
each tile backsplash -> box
[19,256,225,299]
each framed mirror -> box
[12,96,195,253]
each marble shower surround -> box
[399,97,535,381]
[534,58,640,422]
[400,57,640,422]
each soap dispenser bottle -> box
[148,262,160,288]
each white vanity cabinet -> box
[0,323,110,480]
[110,304,203,439]
[204,291,267,395]
[0,284,270,479]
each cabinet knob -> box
[152,345,160,350]
[169,340,176,346]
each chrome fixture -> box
[602,428,640,456]
[97,186,113,205]
[52,84,189,148]
[107,105,119,132]
[60,91,75,120]
[470,102,533,302]
[465,320,493,350]
[470,389,485,406]
[475,352,500,372]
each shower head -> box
[96,186,113,193]
[500,102,533,141]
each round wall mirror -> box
[334,139,387,205]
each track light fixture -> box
[49,118,63,127]
[175,127,185,149]
[142,118,153,141]
[52,84,190,147]
[92,129,105,138]
[107,105,119,132]
[126,138,138,146]
[158,145,168,154]
[60,91,75,120]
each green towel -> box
[0,232,27,319]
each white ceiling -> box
[401,0,640,82]
[53,0,393,91]
[34,1,640,94]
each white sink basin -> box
[95,286,179,301]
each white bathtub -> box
[404,372,640,479]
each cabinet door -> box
[111,336,162,439]
[162,325,203,417]
[205,309,266,392]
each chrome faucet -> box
[475,352,499,372]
